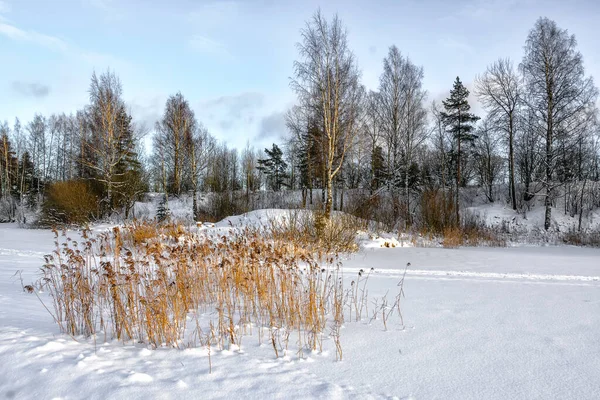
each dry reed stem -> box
[37,216,401,365]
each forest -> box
[1,12,598,235]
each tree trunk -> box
[578,177,587,231]
[509,114,517,210]
[456,136,461,226]
[193,188,198,221]
[333,184,338,211]
[325,175,333,219]
[544,99,553,231]
[405,161,410,227]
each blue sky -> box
[1,0,599,152]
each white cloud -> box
[440,0,524,23]
[187,1,240,30]
[188,35,232,58]
[0,1,10,14]
[438,37,474,54]
[82,0,124,21]
[0,21,68,52]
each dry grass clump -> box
[561,227,600,247]
[417,189,504,247]
[420,189,456,234]
[266,209,364,255]
[441,212,506,248]
[37,218,392,363]
[441,227,465,248]
[121,220,160,246]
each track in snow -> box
[341,267,600,285]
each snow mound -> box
[214,209,297,228]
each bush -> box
[0,197,17,223]
[266,209,364,255]
[41,180,99,226]
[562,227,600,247]
[442,211,506,248]
[122,219,160,246]
[199,192,246,223]
[419,189,456,234]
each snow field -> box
[1,213,600,399]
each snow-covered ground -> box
[1,219,600,399]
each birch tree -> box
[291,10,363,219]
[85,70,135,214]
[154,92,197,197]
[475,58,521,210]
[520,17,598,230]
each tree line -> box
[1,12,599,230]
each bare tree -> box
[154,92,197,197]
[291,10,363,219]
[286,104,326,207]
[84,70,135,215]
[475,58,521,210]
[378,45,405,200]
[429,101,451,191]
[520,17,598,230]
[515,105,544,208]
[27,114,47,200]
[474,117,504,202]
[399,55,428,225]
[188,124,215,220]
[363,91,382,193]
[0,123,13,200]
[241,143,261,209]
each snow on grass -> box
[466,200,600,234]
[1,221,600,399]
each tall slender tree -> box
[291,10,363,219]
[520,17,598,230]
[84,70,137,215]
[154,92,197,197]
[475,58,521,210]
[441,77,480,224]
[378,46,428,225]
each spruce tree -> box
[441,77,480,224]
[19,151,37,208]
[156,194,170,222]
[113,106,146,218]
[257,144,288,191]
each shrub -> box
[121,219,160,246]
[266,209,364,255]
[41,180,99,226]
[442,211,506,248]
[562,227,600,247]
[442,227,463,248]
[200,192,246,222]
[0,197,17,223]
[419,188,456,234]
